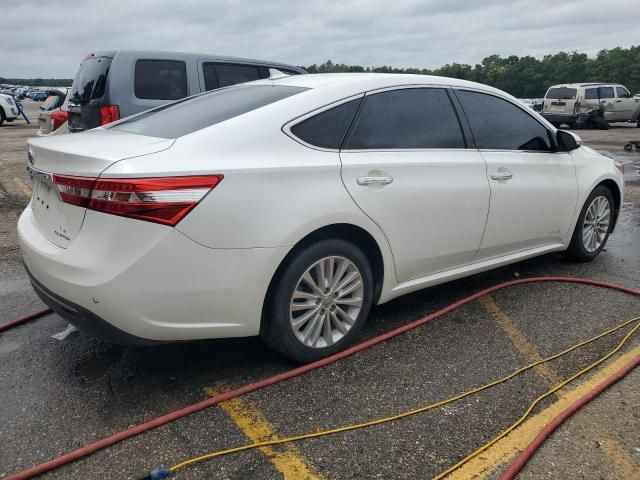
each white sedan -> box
[18,73,623,362]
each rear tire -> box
[0,108,5,127]
[592,115,609,130]
[261,239,374,363]
[565,186,614,262]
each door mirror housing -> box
[557,130,582,151]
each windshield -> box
[111,84,308,139]
[70,56,112,102]
[546,87,577,100]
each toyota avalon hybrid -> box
[18,73,624,362]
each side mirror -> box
[557,130,582,151]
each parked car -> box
[542,83,640,129]
[31,90,48,101]
[0,93,20,126]
[66,50,306,133]
[38,88,70,136]
[20,73,624,362]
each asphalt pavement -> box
[0,100,639,480]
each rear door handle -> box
[490,171,513,181]
[357,176,393,186]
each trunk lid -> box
[27,129,174,248]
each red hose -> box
[5,276,640,479]
[499,352,640,480]
[0,308,51,333]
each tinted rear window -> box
[112,84,307,138]
[545,88,577,100]
[70,56,112,101]
[291,98,361,149]
[135,60,188,100]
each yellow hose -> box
[170,315,640,477]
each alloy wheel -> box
[289,256,364,348]
[582,195,610,253]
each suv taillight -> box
[99,105,120,125]
[51,111,68,131]
[51,175,223,226]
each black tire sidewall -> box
[263,239,374,363]
[567,186,614,261]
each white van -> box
[542,83,640,129]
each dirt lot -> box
[1,100,639,480]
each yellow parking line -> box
[445,344,640,479]
[13,177,32,197]
[204,386,323,480]
[599,438,640,479]
[471,294,640,479]
[479,295,562,385]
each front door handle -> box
[490,171,513,181]
[357,176,393,186]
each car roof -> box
[87,50,306,73]
[255,72,508,97]
[547,83,626,89]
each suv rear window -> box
[545,88,577,100]
[112,85,307,138]
[70,56,112,101]
[135,60,188,100]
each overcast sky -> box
[2,0,638,78]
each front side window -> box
[456,90,552,151]
[343,88,465,149]
[598,87,614,99]
[134,60,187,100]
[291,98,361,149]
[584,88,599,100]
[616,86,631,98]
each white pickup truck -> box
[542,83,640,129]
[0,93,19,126]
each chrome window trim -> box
[284,84,469,153]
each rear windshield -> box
[40,94,64,111]
[545,87,577,100]
[70,56,112,102]
[111,84,308,138]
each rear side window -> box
[70,56,112,101]
[545,87,577,100]
[112,85,307,138]
[343,88,465,149]
[134,60,187,100]
[203,63,261,90]
[584,88,599,100]
[456,90,552,151]
[598,87,614,99]
[291,99,361,149]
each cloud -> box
[1,0,638,78]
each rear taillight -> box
[51,175,223,226]
[51,111,68,131]
[99,105,120,125]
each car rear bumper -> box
[18,205,290,343]
[541,112,576,124]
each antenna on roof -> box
[268,68,289,80]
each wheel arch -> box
[596,179,621,231]
[260,223,387,334]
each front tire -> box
[0,108,5,127]
[565,186,614,261]
[261,239,374,363]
